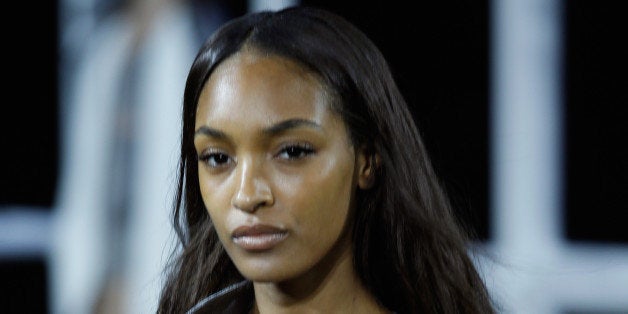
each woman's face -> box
[194,50,370,283]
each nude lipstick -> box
[231,225,288,251]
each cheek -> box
[198,172,231,231]
[279,155,355,236]
[198,173,214,211]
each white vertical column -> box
[248,0,299,13]
[490,0,563,313]
[122,3,196,314]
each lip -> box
[231,224,288,251]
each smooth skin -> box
[193,48,387,313]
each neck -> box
[250,238,388,314]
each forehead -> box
[195,50,333,128]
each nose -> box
[231,158,273,213]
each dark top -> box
[186,281,254,314]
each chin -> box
[239,266,298,283]
[234,257,304,283]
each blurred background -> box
[1,0,626,313]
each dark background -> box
[301,0,492,240]
[2,0,57,312]
[2,0,626,313]
[563,0,628,243]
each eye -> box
[277,143,315,160]
[198,150,233,168]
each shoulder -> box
[186,281,254,314]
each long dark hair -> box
[158,6,495,314]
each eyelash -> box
[198,143,315,169]
[198,150,232,168]
[276,143,315,160]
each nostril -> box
[231,162,274,212]
[232,190,274,213]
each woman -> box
[158,6,495,314]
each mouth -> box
[231,224,288,251]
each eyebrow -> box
[194,118,322,139]
[262,118,322,136]
[194,126,228,139]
